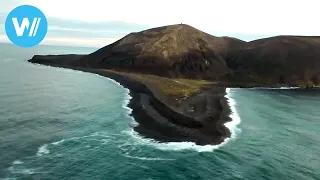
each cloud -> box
[1,0,319,47]
[42,37,118,47]
[46,26,129,39]
[25,0,320,36]
[0,12,149,47]
[0,34,118,47]
[48,26,129,34]
[0,0,25,13]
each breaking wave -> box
[123,88,241,152]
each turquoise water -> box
[0,43,320,179]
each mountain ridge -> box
[31,24,320,87]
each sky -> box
[0,0,319,47]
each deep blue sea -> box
[0,43,319,180]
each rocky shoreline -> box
[29,55,233,145]
[25,24,320,146]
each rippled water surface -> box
[0,43,319,179]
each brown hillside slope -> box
[71,24,246,79]
[225,36,320,86]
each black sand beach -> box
[29,55,232,145]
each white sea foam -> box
[36,144,50,156]
[51,139,65,145]
[38,66,242,152]
[122,153,175,161]
[224,88,242,139]
[94,74,133,115]
[124,129,220,152]
[280,87,300,89]
[13,168,35,175]
[94,73,122,87]
[94,74,134,114]
[12,160,23,165]
[123,89,133,114]
[122,88,242,152]
[247,87,300,90]
[8,166,36,175]
[50,132,114,146]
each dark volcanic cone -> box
[71,24,245,79]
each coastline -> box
[28,57,233,146]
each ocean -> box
[0,43,319,180]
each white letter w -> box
[12,17,41,37]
